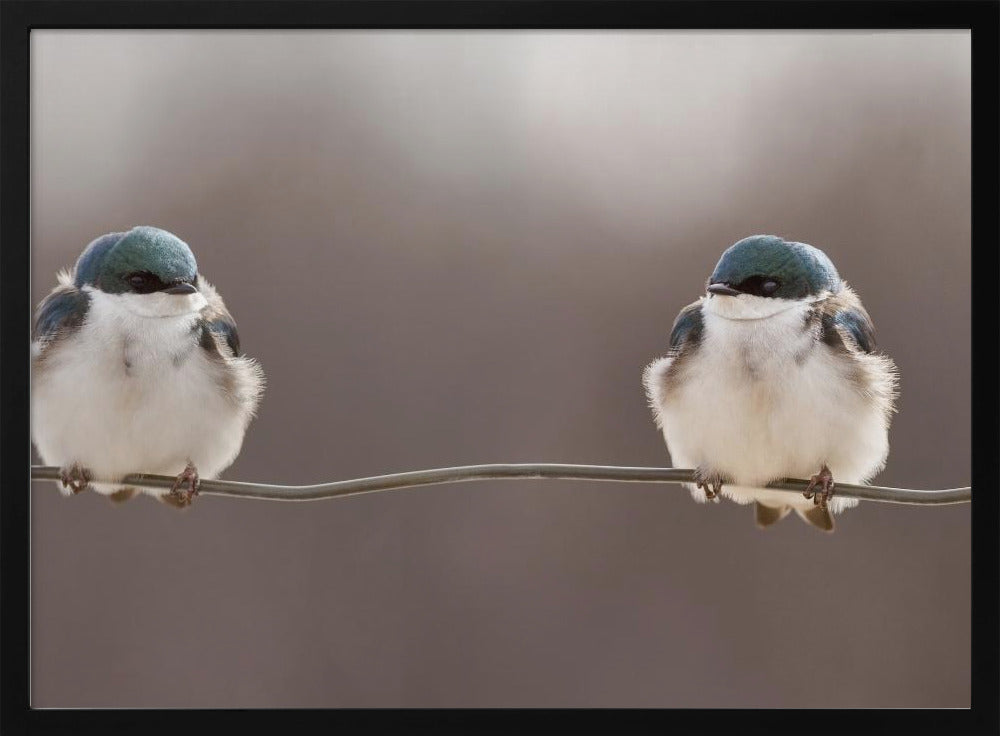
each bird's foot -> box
[693,467,725,503]
[168,462,200,507]
[59,463,92,495]
[803,465,835,510]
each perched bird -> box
[643,235,897,532]
[31,226,265,507]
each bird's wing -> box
[642,300,704,418]
[194,276,265,416]
[829,307,877,354]
[668,300,705,352]
[819,287,877,354]
[196,276,242,357]
[205,314,241,357]
[32,278,91,352]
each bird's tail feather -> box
[795,505,836,533]
[107,487,138,504]
[156,492,190,510]
[755,502,791,529]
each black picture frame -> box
[2,2,997,734]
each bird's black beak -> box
[706,282,742,296]
[163,282,198,295]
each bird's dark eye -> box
[733,275,782,297]
[125,271,163,294]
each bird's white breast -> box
[31,288,252,495]
[645,296,890,513]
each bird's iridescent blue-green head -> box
[74,226,199,295]
[706,235,841,300]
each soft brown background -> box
[30,31,970,708]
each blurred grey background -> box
[30,31,970,708]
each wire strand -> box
[30,464,971,505]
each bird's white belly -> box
[654,306,888,512]
[31,311,247,495]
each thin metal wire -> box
[30,464,971,505]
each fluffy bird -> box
[31,226,265,507]
[643,235,897,532]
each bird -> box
[31,226,265,508]
[642,235,897,532]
